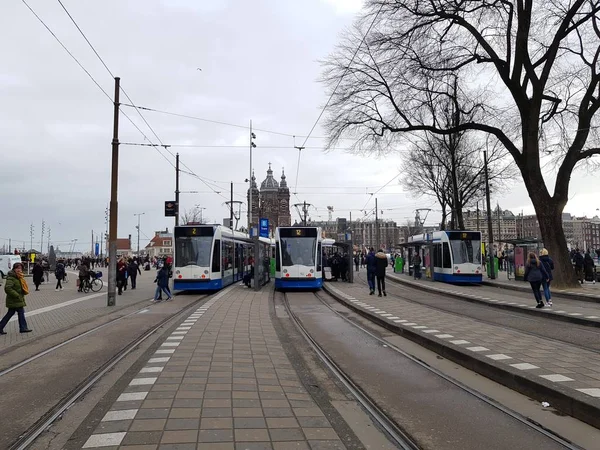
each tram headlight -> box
[204,270,209,274]
[176,270,180,275]
[309,269,314,273]
[283,269,288,274]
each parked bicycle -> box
[82,271,103,293]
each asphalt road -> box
[286,291,570,450]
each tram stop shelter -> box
[323,233,354,283]
[502,238,544,281]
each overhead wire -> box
[294,2,386,196]
[54,0,226,199]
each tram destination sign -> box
[447,231,480,241]
[174,226,214,237]
[279,228,318,238]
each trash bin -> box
[395,257,404,273]
[487,256,498,279]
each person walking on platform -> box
[573,249,585,284]
[77,261,89,292]
[524,252,549,308]
[117,258,127,295]
[584,251,596,284]
[539,249,554,306]
[128,258,141,290]
[366,247,377,295]
[54,260,66,291]
[354,254,359,272]
[32,262,44,291]
[154,265,172,302]
[375,249,388,297]
[0,262,32,334]
[412,251,422,280]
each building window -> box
[162,240,172,246]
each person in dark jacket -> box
[524,252,549,308]
[573,249,584,284]
[584,251,596,284]
[375,249,388,297]
[32,262,44,291]
[539,249,554,306]
[116,258,127,295]
[54,261,66,291]
[153,266,172,302]
[128,259,142,290]
[0,262,32,334]
[366,248,377,295]
[412,251,422,279]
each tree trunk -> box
[533,201,577,288]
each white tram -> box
[408,230,483,283]
[173,224,272,291]
[275,227,325,290]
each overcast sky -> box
[2,0,599,253]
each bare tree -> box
[179,209,208,225]
[323,0,600,286]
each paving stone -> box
[204,391,233,399]
[121,431,162,445]
[267,417,301,429]
[160,430,198,444]
[129,419,167,431]
[142,399,174,409]
[269,428,305,441]
[165,418,201,430]
[94,420,132,433]
[168,408,202,419]
[203,399,232,408]
[234,444,273,450]
[302,428,339,440]
[307,440,346,450]
[202,408,233,418]
[197,444,235,450]
[264,408,294,418]
[296,417,331,428]
[198,429,235,442]
[234,417,267,429]
[273,442,310,450]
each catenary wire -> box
[294,2,386,195]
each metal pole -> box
[375,198,379,249]
[230,182,234,228]
[476,201,480,232]
[249,120,253,234]
[40,220,45,256]
[108,76,120,307]
[175,153,180,227]
[484,150,495,279]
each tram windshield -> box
[280,237,317,266]
[449,237,482,265]
[175,236,213,267]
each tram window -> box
[222,241,234,274]
[211,239,221,273]
[450,239,481,264]
[433,244,442,267]
[442,243,452,268]
[317,242,322,272]
[275,242,281,271]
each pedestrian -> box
[32,262,44,291]
[584,250,596,284]
[354,254,359,272]
[154,265,172,301]
[0,262,32,334]
[375,249,388,297]
[366,247,376,295]
[77,261,89,292]
[55,260,66,291]
[128,258,142,289]
[412,250,422,280]
[117,258,127,295]
[524,252,549,308]
[539,249,554,306]
[573,249,585,284]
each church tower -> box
[260,163,279,235]
[278,168,291,227]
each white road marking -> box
[117,392,147,401]
[149,357,170,363]
[510,363,539,370]
[83,432,126,448]
[577,388,600,397]
[129,377,157,386]
[102,409,138,421]
[435,334,454,339]
[450,340,470,345]
[540,374,574,382]
[140,367,163,373]
[467,346,490,352]
[486,354,512,361]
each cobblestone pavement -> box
[325,282,600,403]
[0,270,155,350]
[81,285,347,450]
[387,271,600,324]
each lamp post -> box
[134,213,145,257]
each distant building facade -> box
[145,230,173,259]
[247,164,291,236]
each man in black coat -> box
[375,249,388,297]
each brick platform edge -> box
[323,284,600,430]
[481,280,600,304]
[387,275,600,329]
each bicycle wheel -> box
[91,278,103,292]
[83,282,90,293]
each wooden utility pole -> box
[175,153,180,226]
[484,150,495,279]
[108,77,120,306]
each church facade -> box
[247,164,291,236]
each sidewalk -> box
[324,281,600,429]
[386,270,600,328]
[80,285,349,450]
[483,270,600,302]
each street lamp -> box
[134,213,145,257]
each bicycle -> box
[82,271,103,293]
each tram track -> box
[356,272,600,355]
[286,289,580,449]
[281,290,420,450]
[7,293,209,450]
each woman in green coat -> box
[0,262,32,334]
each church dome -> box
[260,163,279,191]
